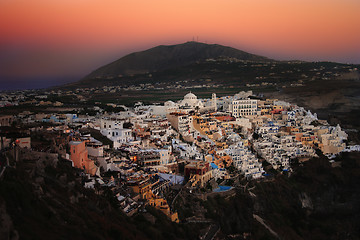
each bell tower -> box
[212,93,217,111]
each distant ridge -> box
[86,41,272,78]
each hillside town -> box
[1,91,358,223]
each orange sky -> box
[1,0,360,80]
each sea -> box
[0,76,78,91]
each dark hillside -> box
[0,155,198,240]
[172,152,360,239]
[85,41,271,78]
[0,158,148,240]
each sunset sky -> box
[1,0,360,89]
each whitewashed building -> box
[100,119,133,149]
[225,142,264,179]
[229,99,258,118]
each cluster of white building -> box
[5,90,357,185]
[225,142,264,179]
[81,91,356,181]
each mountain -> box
[86,41,271,78]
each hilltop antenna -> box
[197,36,199,42]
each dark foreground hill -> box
[86,41,271,78]
[0,152,202,240]
[1,147,360,239]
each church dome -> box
[184,92,197,100]
[164,100,176,106]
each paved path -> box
[203,224,220,240]
[253,214,279,239]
